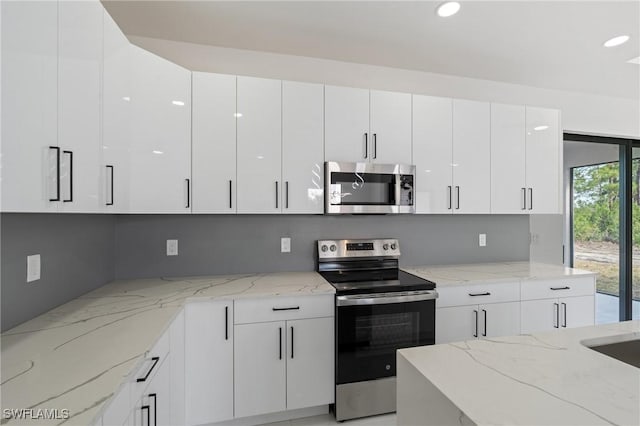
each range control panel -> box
[317,239,400,260]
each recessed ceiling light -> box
[603,35,630,48]
[627,56,640,65]
[437,2,460,18]
[534,125,549,131]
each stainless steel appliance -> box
[324,162,415,214]
[317,239,437,421]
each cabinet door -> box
[520,299,557,334]
[133,357,171,426]
[479,302,520,339]
[1,0,59,212]
[286,317,334,410]
[236,76,282,213]
[58,0,103,212]
[436,305,479,344]
[169,310,185,426]
[490,103,526,214]
[412,95,453,214]
[561,295,594,329]
[234,321,287,417]
[102,10,132,213]
[526,107,561,214]
[192,72,237,213]
[369,90,412,164]
[324,85,370,163]
[452,99,491,214]
[129,45,191,213]
[282,81,325,214]
[184,301,233,425]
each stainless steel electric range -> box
[317,238,437,421]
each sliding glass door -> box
[634,146,640,320]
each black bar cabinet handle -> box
[106,165,114,206]
[229,180,233,209]
[185,179,190,208]
[447,186,452,210]
[272,306,300,311]
[550,286,570,291]
[528,187,533,210]
[554,303,559,328]
[149,393,157,426]
[278,327,282,360]
[63,150,73,202]
[141,405,150,426]
[291,326,294,359]
[469,292,491,297]
[455,186,460,210]
[473,310,478,338]
[373,133,377,159]
[482,309,487,337]
[364,133,368,159]
[49,146,61,201]
[521,187,527,210]
[561,302,567,328]
[275,181,279,209]
[285,181,289,209]
[136,356,160,382]
[225,306,229,340]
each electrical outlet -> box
[281,237,291,253]
[479,234,487,247]
[167,239,178,256]
[27,254,41,282]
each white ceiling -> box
[102,1,640,100]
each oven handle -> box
[336,290,438,306]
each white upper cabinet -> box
[526,107,561,214]
[128,45,191,213]
[1,0,59,212]
[236,76,282,214]
[369,90,412,164]
[413,95,453,214]
[102,10,132,213]
[324,85,370,163]
[192,72,237,213]
[452,99,491,214]
[58,0,103,212]
[325,86,412,165]
[491,103,527,214]
[282,81,325,214]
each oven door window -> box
[329,172,396,206]
[336,299,435,384]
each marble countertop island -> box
[404,261,596,286]
[397,321,640,426]
[0,272,333,425]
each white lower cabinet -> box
[436,302,520,344]
[521,295,594,334]
[234,295,334,418]
[184,301,234,425]
[129,355,171,426]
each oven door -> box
[325,161,415,214]
[335,290,436,385]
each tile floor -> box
[264,413,396,426]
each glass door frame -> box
[564,133,639,321]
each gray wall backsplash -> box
[115,214,530,279]
[1,214,116,331]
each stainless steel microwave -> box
[325,161,415,214]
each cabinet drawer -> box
[130,329,170,401]
[234,294,334,324]
[521,276,595,301]
[437,282,520,308]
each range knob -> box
[390,243,397,250]
[330,244,337,252]
[321,245,328,252]
[383,243,389,250]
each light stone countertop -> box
[403,261,596,286]
[0,272,334,426]
[397,320,640,426]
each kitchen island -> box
[397,320,640,426]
